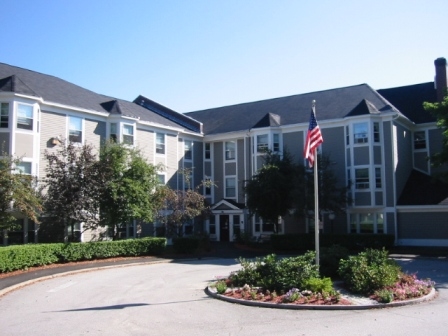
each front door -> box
[219,215,230,242]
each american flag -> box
[303,106,323,168]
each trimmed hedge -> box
[271,233,395,252]
[0,237,166,273]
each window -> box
[273,134,280,152]
[16,162,32,175]
[204,143,211,160]
[204,177,211,196]
[225,141,235,160]
[350,213,384,234]
[346,126,350,145]
[184,140,192,160]
[355,168,369,189]
[225,177,236,198]
[17,104,33,130]
[375,167,382,188]
[414,131,426,149]
[233,215,241,236]
[353,123,368,144]
[257,134,268,153]
[156,133,165,154]
[373,122,380,143]
[110,123,117,142]
[254,215,261,233]
[1,103,8,128]
[122,124,134,145]
[69,116,83,143]
[157,174,165,185]
[209,215,216,235]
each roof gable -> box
[397,170,448,205]
[346,99,381,117]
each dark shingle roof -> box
[378,82,437,124]
[397,170,448,205]
[185,84,401,135]
[253,113,281,128]
[0,63,194,132]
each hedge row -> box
[0,237,166,273]
[271,233,395,252]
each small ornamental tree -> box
[157,168,212,238]
[43,142,104,241]
[99,142,165,240]
[0,154,42,232]
[244,151,298,233]
[424,91,448,182]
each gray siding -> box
[225,162,237,176]
[346,148,351,166]
[428,128,446,176]
[383,121,395,207]
[136,129,154,163]
[39,111,66,179]
[397,212,448,239]
[354,192,371,206]
[193,140,203,189]
[386,212,395,235]
[15,133,33,157]
[373,146,382,164]
[237,139,245,202]
[414,152,428,172]
[375,192,383,206]
[85,118,105,155]
[322,126,345,187]
[166,134,178,188]
[214,142,224,200]
[204,161,212,176]
[283,131,303,162]
[353,147,369,165]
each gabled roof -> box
[378,82,437,124]
[185,84,401,135]
[397,170,448,205]
[0,63,197,133]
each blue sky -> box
[2,0,447,112]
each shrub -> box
[338,248,400,295]
[229,251,319,292]
[302,277,333,293]
[320,244,350,278]
[0,238,166,273]
[375,289,394,303]
[215,280,227,294]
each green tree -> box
[244,151,299,233]
[0,154,42,232]
[157,169,212,238]
[43,143,104,241]
[424,92,448,181]
[99,142,164,240]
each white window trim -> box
[204,142,212,161]
[354,166,370,190]
[67,115,84,144]
[184,140,193,161]
[122,123,135,146]
[224,176,237,199]
[16,102,35,132]
[353,122,369,145]
[155,132,166,156]
[225,141,236,161]
[348,212,385,234]
[413,130,427,151]
[0,101,10,131]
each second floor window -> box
[355,168,369,189]
[353,123,368,144]
[123,124,134,145]
[17,104,33,130]
[225,177,236,198]
[273,134,280,152]
[414,131,426,150]
[156,133,165,154]
[204,143,211,160]
[373,122,380,143]
[184,140,192,160]
[69,116,83,143]
[225,141,235,160]
[257,134,268,153]
[110,123,117,142]
[1,103,9,128]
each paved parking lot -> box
[0,256,447,336]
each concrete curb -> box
[205,286,437,310]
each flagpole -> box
[313,100,320,267]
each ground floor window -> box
[253,215,282,234]
[350,212,384,233]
